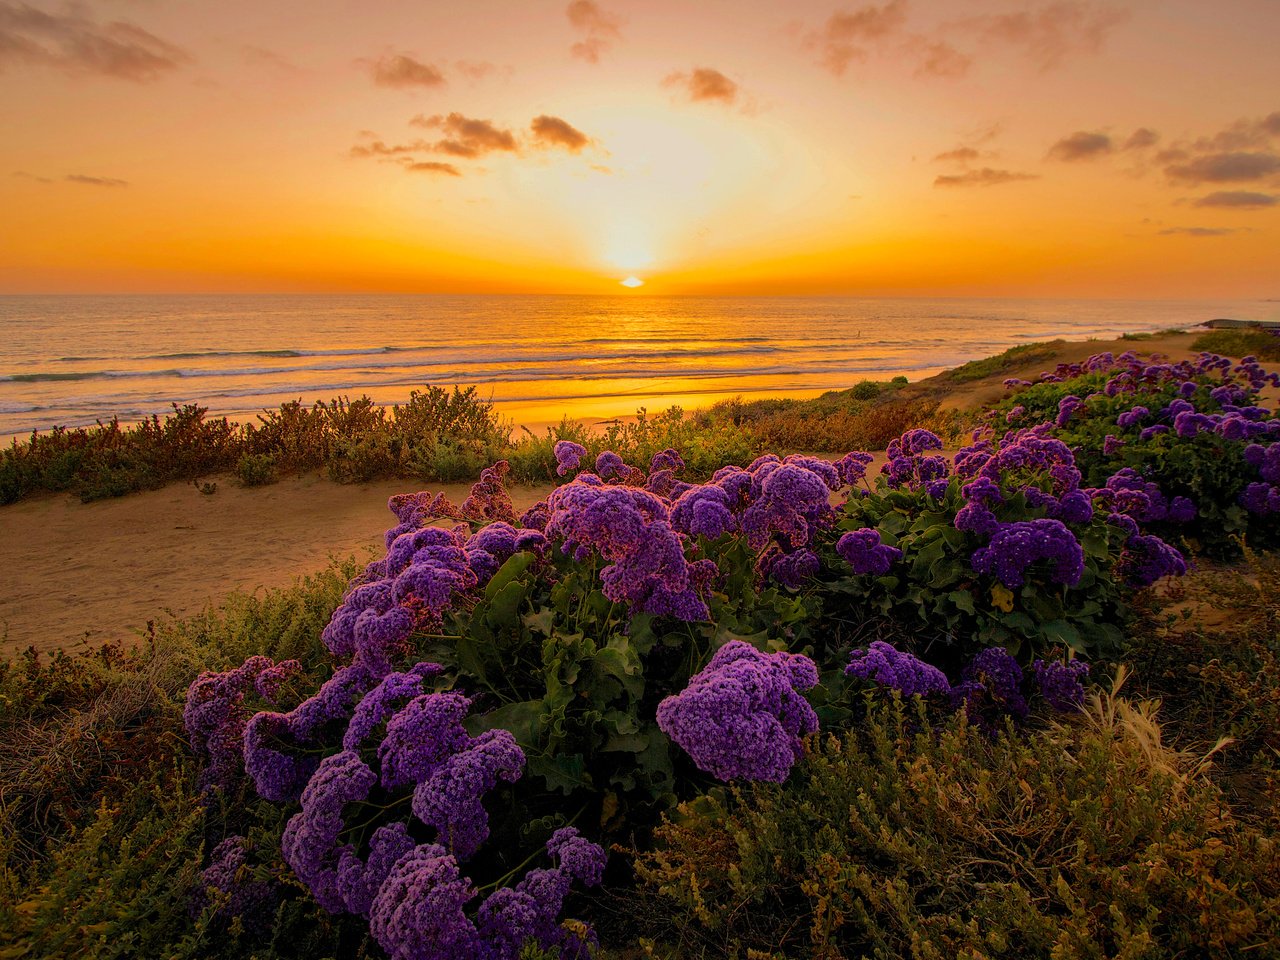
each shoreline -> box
[0,329,1212,656]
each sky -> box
[0,0,1277,297]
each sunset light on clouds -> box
[1,0,1277,296]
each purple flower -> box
[1055,395,1084,428]
[461,460,516,523]
[955,501,1001,537]
[970,519,1084,589]
[1115,534,1187,587]
[953,648,1028,721]
[370,845,480,960]
[554,441,587,476]
[185,655,292,793]
[1103,434,1125,456]
[379,693,473,791]
[411,729,526,860]
[1116,405,1149,429]
[845,642,951,698]
[595,450,626,480]
[649,448,686,473]
[756,545,819,589]
[656,640,819,783]
[836,528,902,576]
[1031,659,1089,711]
[835,450,875,486]
[1006,405,1026,423]
[342,663,443,753]
[194,836,278,931]
[670,485,737,539]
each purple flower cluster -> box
[184,655,300,792]
[369,827,606,960]
[835,450,875,487]
[545,481,712,620]
[193,836,278,931]
[836,528,902,576]
[740,456,839,550]
[656,640,819,783]
[882,429,948,491]
[553,440,587,476]
[1099,468,1196,524]
[460,460,516,523]
[845,641,950,697]
[970,519,1084,589]
[279,679,526,917]
[1242,443,1280,514]
[846,643,1090,723]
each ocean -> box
[1,294,1274,440]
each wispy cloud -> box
[1158,226,1238,237]
[65,173,127,187]
[409,113,518,157]
[1191,190,1278,209]
[404,161,461,176]
[365,53,446,89]
[1165,152,1280,184]
[934,167,1038,187]
[1123,127,1159,150]
[0,1,189,81]
[956,1,1127,70]
[530,115,590,152]
[909,38,972,79]
[662,67,740,105]
[566,0,622,64]
[803,1,908,76]
[1047,130,1113,161]
[933,146,982,163]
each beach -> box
[0,330,1209,656]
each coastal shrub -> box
[630,694,1280,959]
[235,451,278,486]
[1129,549,1280,787]
[1194,326,1280,361]
[996,350,1280,553]
[940,340,1059,383]
[822,428,1185,661]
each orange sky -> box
[1,0,1277,297]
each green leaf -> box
[484,551,535,601]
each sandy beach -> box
[0,331,1208,657]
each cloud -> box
[911,39,972,79]
[1165,152,1280,184]
[1047,130,1113,161]
[934,167,1038,187]
[454,60,503,82]
[959,1,1126,70]
[804,0,907,76]
[662,67,739,104]
[242,45,298,74]
[12,170,51,183]
[1158,226,1237,237]
[933,146,981,163]
[404,161,461,176]
[566,0,621,64]
[530,115,590,152]
[366,53,445,89]
[410,113,518,157]
[1122,127,1159,150]
[65,173,126,187]
[1191,191,1278,209]
[0,2,189,81]
[349,139,435,158]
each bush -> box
[235,452,278,486]
[631,694,1280,959]
[1193,327,1280,361]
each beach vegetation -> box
[4,348,1280,958]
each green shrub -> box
[1193,327,1280,361]
[631,695,1280,959]
[235,452,278,486]
[940,342,1059,384]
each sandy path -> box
[0,474,553,656]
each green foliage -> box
[631,696,1280,959]
[1193,327,1280,361]
[826,479,1128,662]
[235,452,278,486]
[939,341,1059,384]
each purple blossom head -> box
[836,528,902,576]
[1055,395,1084,428]
[656,640,819,783]
[370,845,480,960]
[546,827,607,887]
[411,728,525,860]
[194,836,278,931]
[756,545,820,589]
[970,519,1084,590]
[595,450,626,480]
[845,642,951,698]
[378,692,473,791]
[953,647,1028,721]
[1115,533,1187,587]
[783,454,842,491]
[888,429,944,458]
[649,448,686,474]
[835,451,875,487]
[1103,434,1125,456]
[955,501,1001,537]
[1031,659,1089,712]
[1006,405,1026,424]
[670,485,737,539]
[554,441,587,477]
[1116,405,1149,430]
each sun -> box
[619,276,644,288]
